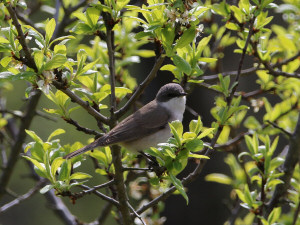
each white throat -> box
[160,96,186,122]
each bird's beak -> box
[181,92,188,96]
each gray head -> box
[156,83,187,102]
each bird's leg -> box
[138,151,166,177]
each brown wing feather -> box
[64,100,169,159]
[102,100,170,145]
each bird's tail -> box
[63,137,105,159]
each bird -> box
[64,83,187,159]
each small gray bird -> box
[64,83,187,159]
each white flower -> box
[37,71,55,94]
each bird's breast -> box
[160,96,186,122]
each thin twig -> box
[228,17,255,101]
[201,66,259,81]
[6,4,37,72]
[44,189,78,225]
[185,105,200,117]
[63,117,102,136]
[0,179,46,213]
[78,184,120,207]
[266,120,292,138]
[127,202,146,225]
[122,167,151,172]
[15,11,45,35]
[36,110,57,122]
[273,52,300,68]
[78,179,115,195]
[115,55,165,119]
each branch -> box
[63,117,102,136]
[0,179,46,213]
[201,66,259,81]
[228,17,255,101]
[263,62,300,78]
[77,184,120,207]
[0,90,41,199]
[52,80,109,124]
[266,120,292,138]
[6,4,37,72]
[78,179,115,195]
[265,112,300,216]
[15,11,45,35]
[115,55,165,119]
[104,10,133,224]
[45,190,79,225]
[273,52,300,68]
[107,27,117,119]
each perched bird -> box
[64,83,187,159]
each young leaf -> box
[172,55,192,75]
[175,27,196,50]
[70,172,92,180]
[205,173,232,185]
[47,129,65,142]
[169,172,189,204]
[186,139,204,152]
[51,157,64,178]
[26,130,44,144]
[45,18,56,46]
[40,184,54,194]
[44,54,67,70]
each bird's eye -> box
[167,93,176,97]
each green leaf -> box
[34,51,44,71]
[175,27,196,49]
[268,207,281,224]
[198,128,215,139]
[189,116,203,134]
[196,34,212,58]
[44,54,67,70]
[205,173,232,185]
[45,18,56,46]
[25,130,43,144]
[172,55,192,75]
[40,184,54,194]
[86,7,100,28]
[23,156,47,177]
[188,153,209,159]
[198,57,217,63]
[169,172,188,204]
[51,157,64,178]
[235,189,246,203]
[225,22,240,31]
[47,129,65,142]
[70,172,92,180]
[186,139,204,152]
[169,121,182,145]
[58,160,71,181]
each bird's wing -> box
[64,100,169,159]
[102,100,170,145]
